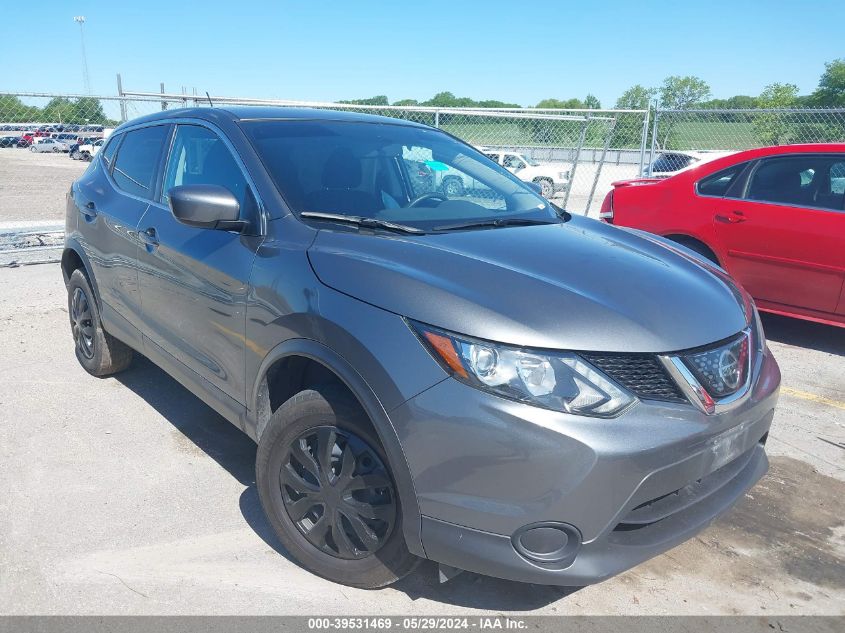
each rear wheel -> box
[256,388,419,588]
[670,237,720,265]
[67,269,133,376]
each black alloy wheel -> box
[279,425,396,560]
[70,286,95,360]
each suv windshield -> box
[242,120,555,231]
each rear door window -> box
[111,126,169,198]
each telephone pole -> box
[73,16,92,94]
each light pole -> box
[73,16,92,95]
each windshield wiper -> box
[433,217,559,232]
[300,211,425,234]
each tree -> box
[392,99,419,106]
[536,98,584,109]
[338,95,389,106]
[615,85,655,110]
[583,94,601,109]
[754,83,799,145]
[811,58,845,106]
[0,95,40,122]
[659,76,711,109]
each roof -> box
[114,105,430,133]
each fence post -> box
[562,115,589,209]
[585,117,617,216]
[637,108,650,176]
[647,110,660,176]
[434,110,440,128]
[115,73,127,123]
[160,83,167,111]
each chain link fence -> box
[2,90,844,220]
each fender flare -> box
[250,337,426,558]
[61,239,103,310]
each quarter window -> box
[100,134,121,166]
[162,125,250,209]
[697,163,745,197]
[111,126,169,198]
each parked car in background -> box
[30,138,69,153]
[0,137,21,148]
[601,143,845,328]
[479,147,570,198]
[646,150,735,178]
[19,133,35,147]
[76,138,104,161]
[63,107,778,589]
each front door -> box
[135,123,263,404]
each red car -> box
[601,144,845,328]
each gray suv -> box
[63,107,780,589]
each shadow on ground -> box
[115,355,573,610]
[761,313,845,356]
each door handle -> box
[139,227,159,248]
[79,200,97,219]
[715,210,747,224]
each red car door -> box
[712,154,845,315]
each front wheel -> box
[30,146,37,152]
[256,388,419,588]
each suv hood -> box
[307,215,747,353]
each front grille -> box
[581,353,687,404]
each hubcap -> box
[70,287,95,360]
[279,426,396,560]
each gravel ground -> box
[0,264,843,616]
[0,149,85,224]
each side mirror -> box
[525,181,543,196]
[167,184,244,230]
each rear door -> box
[711,153,845,314]
[75,125,170,334]
[135,123,264,404]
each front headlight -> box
[410,322,636,417]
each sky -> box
[3,0,844,108]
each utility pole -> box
[73,16,92,94]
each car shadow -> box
[761,313,845,356]
[115,355,573,610]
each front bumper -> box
[389,348,780,585]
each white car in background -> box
[645,150,735,178]
[78,138,104,161]
[479,148,570,198]
[29,138,69,153]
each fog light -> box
[512,522,581,565]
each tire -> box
[257,388,419,588]
[67,269,133,376]
[70,151,80,160]
[30,146,36,152]
[442,177,464,197]
[535,178,554,198]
